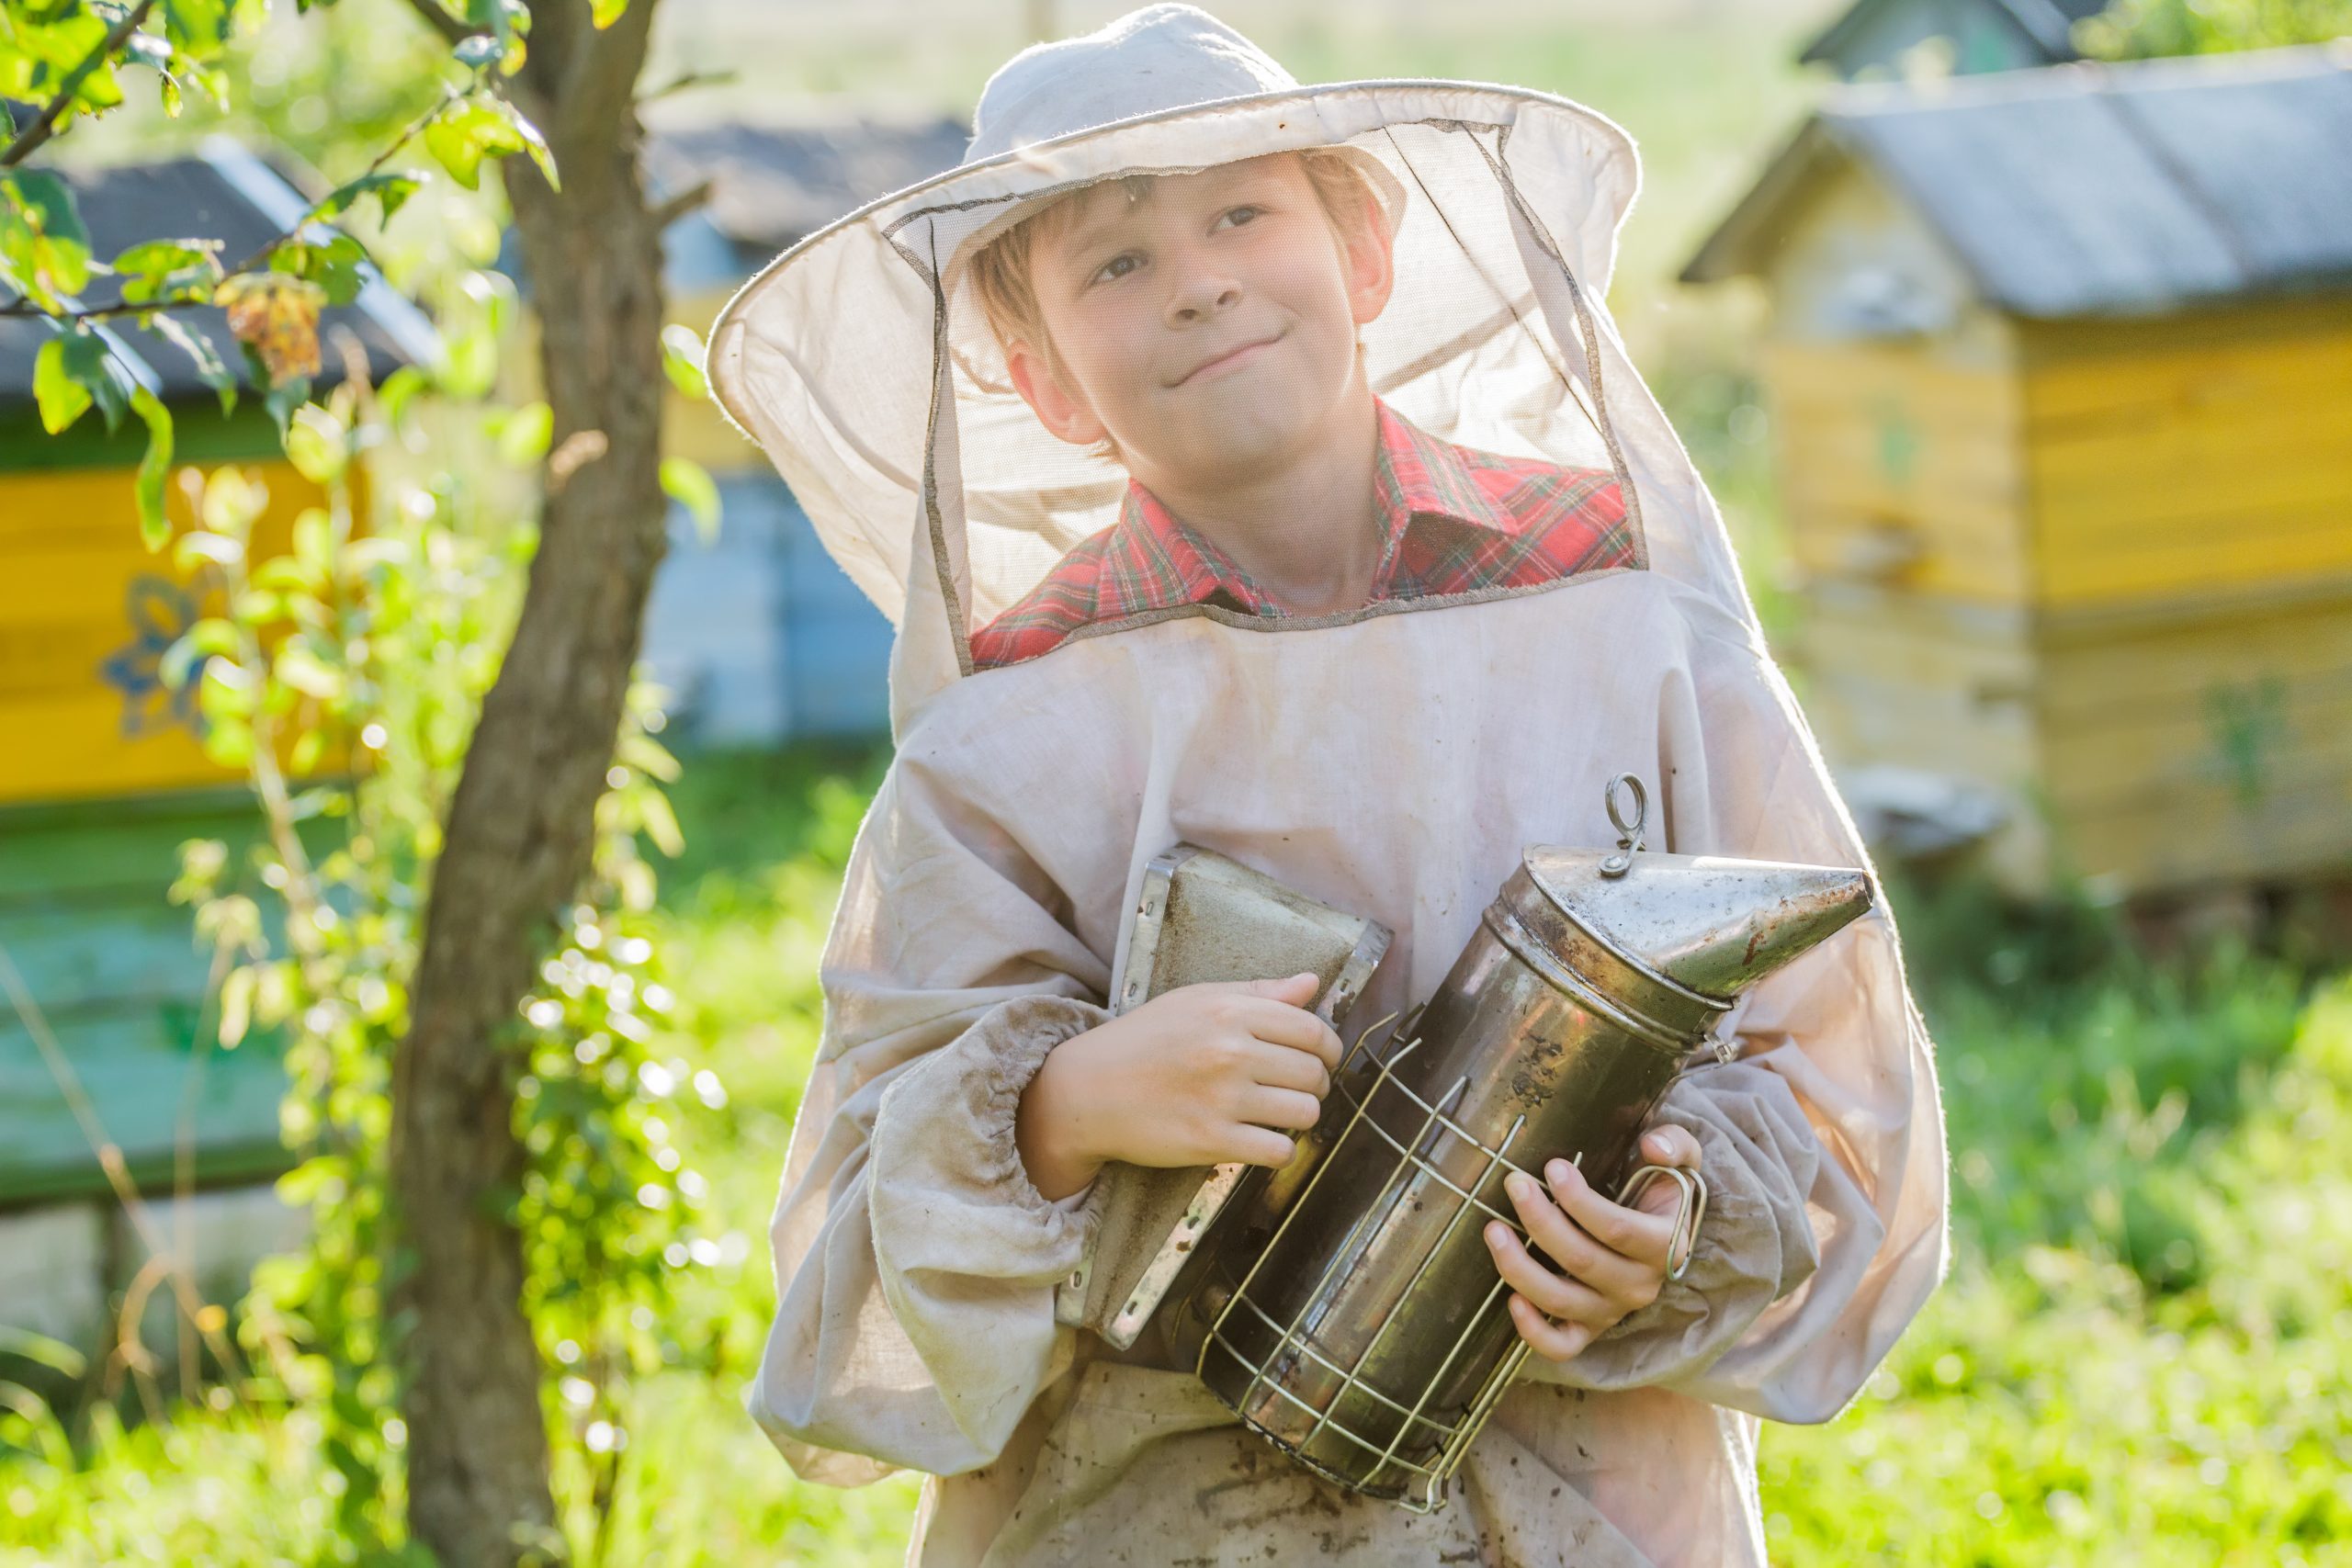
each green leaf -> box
[199,468,266,540]
[659,323,707,400]
[268,231,370,308]
[294,507,334,572]
[424,95,559,192]
[147,312,237,414]
[32,336,94,434]
[591,0,629,26]
[175,531,245,570]
[0,170,94,310]
[660,457,720,546]
[162,618,242,689]
[276,645,345,701]
[218,965,254,1049]
[460,0,533,73]
[265,375,315,440]
[496,400,552,467]
[157,0,239,61]
[126,32,175,72]
[316,171,423,227]
[636,786,684,859]
[378,364,430,430]
[286,403,350,485]
[112,235,225,305]
[130,386,175,552]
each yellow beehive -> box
[0,459,335,809]
[1682,45,2352,893]
[0,144,435,1212]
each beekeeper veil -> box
[702,3,1781,726]
[707,3,1946,1438]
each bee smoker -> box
[1087,775,1876,1510]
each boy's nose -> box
[1165,272,1242,326]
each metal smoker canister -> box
[1171,777,1876,1508]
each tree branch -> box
[397,0,480,51]
[648,177,711,230]
[637,66,737,105]
[0,0,164,169]
[0,79,468,322]
[0,294,204,322]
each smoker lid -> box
[1521,846,1876,1003]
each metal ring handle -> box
[1600,773,1649,878]
[1605,773,1648,845]
[1616,1163,1708,1281]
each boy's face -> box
[1004,152,1394,488]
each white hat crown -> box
[966,5,1297,167]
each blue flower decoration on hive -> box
[99,574,208,739]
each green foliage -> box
[1761,972,2352,1564]
[2077,0,2352,56]
[658,457,719,546]
[658,323,707,400]
[85,268,708,1561]
[1,0,571,547]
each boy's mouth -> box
[1170,332,1282,387]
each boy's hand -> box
[1483,1124,1704,1364]
[1016,972,1341,1201]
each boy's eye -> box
[1218,205,1262,230]
[1091,252,1142,285]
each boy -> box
[967,145,1714,1356]
[704,6,1947,1564]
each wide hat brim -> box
[701,79,1644,642]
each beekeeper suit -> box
[702,6,1948,1564]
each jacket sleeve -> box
[745,761,1120,1483]
[1519,1046,1823,1400]
[1526,604,1950,1421]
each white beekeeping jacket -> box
[705,7,1948,1563]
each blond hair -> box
[967,148,1385,465]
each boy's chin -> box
[1142,398,1322,472]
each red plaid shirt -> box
[969,398,1634,669]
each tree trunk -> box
[389,4,667,1562]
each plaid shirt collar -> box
[1099,397,1518,616]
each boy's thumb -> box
[1241,971,1323,1005]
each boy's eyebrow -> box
[1059,180,1157,255]
[1056,163,1274,256]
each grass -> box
[5,745,2350,1564]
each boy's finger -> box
[1233,998,1343,1067]
[1639,1124,1702,1169]
[1503,1170,1649,1296]
[1220,1124,1298,1169]
[1507,1292,1592,1361]
[1244,1040,1331,1098]
[1236,971,1323,1007]
[1484,1220,1610,1324]
[1543,1157,1673,1269]
[1237,1084,1323,1132]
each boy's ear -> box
[1341,184,1396,330]
[1006,338,1109,448]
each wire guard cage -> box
[1171,779,1865,1513]
[1194,1015,1558,1512]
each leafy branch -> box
[0,0,164,167]
[1,0,569,548]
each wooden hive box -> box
[1682,44,2352,894]
[0,141,432,1216]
